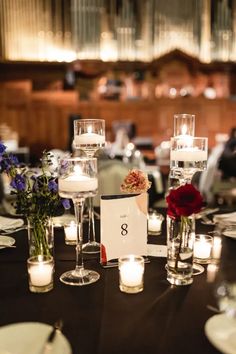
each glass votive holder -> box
[212,236,222,262]
[148,211,164,235]
[173,113,195,137]
[118,255,144,294]
[194,234,213,264]
[27,255,54,293]
[64,221,77,245]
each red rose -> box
[166,184,203,218]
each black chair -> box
[112,120,136,140]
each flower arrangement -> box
[0,142,70,255]
[166,183,204,275]
[0,143,70,218]
[166,183,203,220]
[120,169,151,194]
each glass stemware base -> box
[60,267,100,286]
[83,241,100,254]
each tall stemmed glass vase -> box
[74,119,105,254]
[58,157,100,286]
[170,136,208,185]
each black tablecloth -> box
[0,213,236,354]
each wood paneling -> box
[0,83,236,158]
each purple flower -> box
[62,198,70,210]
[48,180,58,192]
[8,154,19,165]
[10,174,26,191]
[0,143,6,154]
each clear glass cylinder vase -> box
[166,215,195,286]
[27,217,54,257]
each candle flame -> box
[181,124,188,135]
[87,126,92,134]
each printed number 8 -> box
[121,223,128,236]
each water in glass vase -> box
[166,215,195,285]
[167,246,193,285]
[170,159,207,183]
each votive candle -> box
[27,256,54,293]
[119,255,144,294]
[64,221,77,245]
[194,234,213,264]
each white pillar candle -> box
[148,216,163,233]
[74,133,105,145]
[64,221,77,242]
[29,263,53,286]
[171,149,207,162]
[119,259,143,287]
[59,175,98,192]
[194,235,212,259]
[212,236,222,260]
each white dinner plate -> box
[223,230,236,240]
[205,314,236,354]
[0,236,15,249]
[0,322,72,354]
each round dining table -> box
[0,208,235,354]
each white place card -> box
[100,193,148,265]
[147,244,167,257]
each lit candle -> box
[29,262,53,287]
[74,133,105,145]
[194,234,213,261]
[207,263,219,283]
[119,255,144,293]
[171,149,207,162]
[64,221,77,243]
[59,175,98,192]
[212,236,222,260]
[148,213,163,234]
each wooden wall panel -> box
[0,88,236,159]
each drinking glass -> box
[58,157,100,286]
[74,119,105,254]
[170,136,208,184]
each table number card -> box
[100,193,148,265]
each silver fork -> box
[41,319,63,354]
[0,226,27,234]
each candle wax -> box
[171,149,207,162]
[148,218,162,232]
[59,175,98,192]
[64,221,77,241]
[29,263,53,286]
[120,262,143,287]
[194,240,212,259]
[74,133,105,145]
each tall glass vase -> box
[27,216,54,257]
[166,215,195,286]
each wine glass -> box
[58,156,100,286]
[74,119,105,254]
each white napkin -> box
[213,212,236,224]
[0,216,24,230]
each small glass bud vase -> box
[166,215,195,286]
[27,217,54,257]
